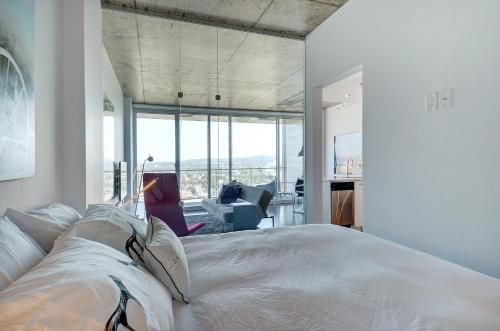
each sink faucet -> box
[346,159,354,178]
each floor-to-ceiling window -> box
[210,115,230,197]
[179,114,208,201]
[136,113,176,193]
[231,116,277,186]
[134,108,302,203]
[103,113,115,201]
[279,118,304,193]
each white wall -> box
[306,0,500,277]
[60,0,104,213]
[103,47,124,161]
[61,0,87,213]
[123,96,134,200]
[0,0,63,214]
[84,0,104,209]
[1,0,107,215]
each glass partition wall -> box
[210,115,230,197]
[179,114,209,201]
[103,113,115,202]
[134,107,303,204]
[137,113,176,174]
[279,118,304,193]
[232,117,277,187]
[135,113,176,195]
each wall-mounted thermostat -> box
[439,88,453,109]
[426,88,454,112]
[425,91,439,112]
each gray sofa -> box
[201,185,273,231]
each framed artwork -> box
[334,132,363,176]
[0,0,35,181]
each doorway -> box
[320,69,363,230]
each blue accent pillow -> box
[219,185,242,204]
[218,184,228,198]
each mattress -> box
[174,225,500,331]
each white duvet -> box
[174,225,500,331]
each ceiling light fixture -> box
[215,28,221,183]
[178,22,183,109]
[333,102,349,111]
[215,28,221,103]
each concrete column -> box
[123,96,133,200]
[61,0,103,213]
[304,86,324,224]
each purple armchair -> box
[143,173,205,237]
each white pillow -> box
[0,216,46,291]
[143,216,190,304]
[63,204,147,264]
[5,203,82,252]
[0,235,174,331]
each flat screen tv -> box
[334,132,362,176]
[114,162,128,202]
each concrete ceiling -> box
[102,0,348,38]
[322,71,362,110]
[102,0,348,112]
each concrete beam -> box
[133,103,304,119]
[101,2,306,40]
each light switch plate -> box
[439,88,453,109]
[425,91,439,112]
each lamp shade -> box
[297,146,304,157]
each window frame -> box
[132,105,303,202]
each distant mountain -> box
[232,155,275,163]
[232,155,275,168]
[144,155,276,170]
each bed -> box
[174,225,500,331]
[2,204,500,330]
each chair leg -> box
[262,216,275,228]
[293,195,301,214]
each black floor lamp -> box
[135,154,154,216]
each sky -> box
[103,115,115,161]
[334,131,362,162]
[136,117,277,163]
